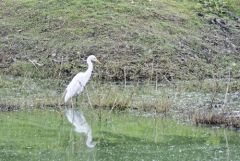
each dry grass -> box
[0,104,20,112]
[88,82,172,113]
[193,111,240,129]
[175,79,240,93]
[90,85,134,111]
[137,97,172,114]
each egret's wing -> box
[65,109,96,148]
[64,73,84,102]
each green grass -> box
[227,0,240,16]
[0,109,240,161]
[1,0,239,81]
[194,0,240,17]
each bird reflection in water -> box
[65,109,96,148]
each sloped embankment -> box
[0,0,239,81]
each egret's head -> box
[88,55,101,64]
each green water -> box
[0,109,240,161]
[1,75,240,160]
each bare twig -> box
[124,67,127,88]
[224,129,230,161]
[85,87,94,109]
[155,73,158,91]
[222,68,231,109]
[28,59,41,71]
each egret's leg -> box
[71,98,74,109]
[76,96,78,107]
[57,108,64,145]
[71,98,74,135]
[69,98,75,152]
[70,98,75,123]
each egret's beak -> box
[96,59,101,64]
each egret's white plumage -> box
[63,55,100,148]
[65,109,96,148]
[64,55,101,103]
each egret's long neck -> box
[82,59,93,85]
[86,59,93,74]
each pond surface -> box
[1,75,240,160]
[0,109,240,161]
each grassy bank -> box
[0,0,239,81]
[1,75,240,128]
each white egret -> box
[63,55,100,148]
[65,109,96,148]
[64,55,101,103]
